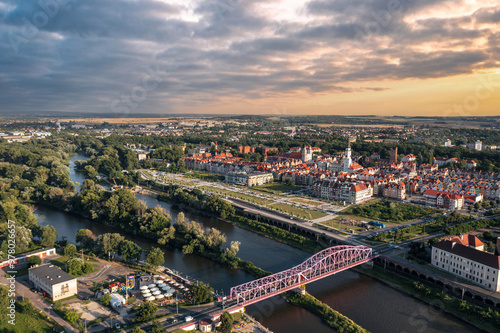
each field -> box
[0,289,60,333]
[184,172,225,182]
[251,183,306,195]
[342,199,439,223]
[199,186,274,206]
[270,202,327,220]
[315,215,382,233]
[289,198,325,206]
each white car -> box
[185,316,193,322]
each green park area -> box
[199,186,274,206]
[342,199,440,223]
[270,202,327,220]
[50,256,99,278]
[0,288,61,333]
[251,183,306,195]
[184,171,225,182]
[289,198,325,206]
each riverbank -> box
[286,292,369,333]
[356,265,498,333]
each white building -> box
[110,293,126,308]
[444,139,453,147]
[343,142,352,171]
[432,235,500,292]
[474,140,482,151]
[29,265,78,301]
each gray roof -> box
[29,264,76,286]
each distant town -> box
[0,115,499,333]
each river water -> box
[33,155,482,333]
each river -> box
[33,155,483,333]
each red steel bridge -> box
[229,245,375,306]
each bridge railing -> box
[230,245,372,304]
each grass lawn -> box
[289,198,325,206]
[199,186,274,206]
[0,294,62,333]
[50,256,99,277]
[184,171,225,182]
[271,202,327,220]
[251,183,306,195]
[342,199,440,223]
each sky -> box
[1,0,499,117]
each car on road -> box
[185,316,193,322]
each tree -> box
[75,229,96,250]
[96,233,125,260]
[136,302,157,322]
[151,320,165,333]
[101,293,111,306]
[224,241,240,258]
[27,255,41,267]
[64,244,77,258]
[119,240,142,263]
[67,260,83,276]
[131,328,146,333]
[191,281,214,304]
[13,226,33,253]
[64,310,81,323]
[146,247,164,270]
[84,165,99,179]
[41,225,58,247]
[219,311,234,333]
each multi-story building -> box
[225,171,273,187]
[432,235,500,292]
[29,264,78,301]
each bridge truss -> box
[230,245,374,305]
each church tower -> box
[343,141,352,171]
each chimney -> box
[495,237,500,256]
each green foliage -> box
[445,217,500,236]
[27,255,42,267]
[67,260,83,276]
[151,320,165,333]
[41,225,58,247]
[345,200,438,222]
[131,328,146,333]
[157,185,235,219]
[64,244,77,257]
[136,302,158,322]
[119,239,142,263]
[191,282,214,304]
[146,247,164,270]
[64,310,81,323]
[231,215,319,252]
[219,311,234,333]
[101,294,111,306]
[288,293,369,333]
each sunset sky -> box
[1,0,499,116]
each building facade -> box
[29,264,78,301]
[431,235,500,292]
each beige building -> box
[225,171,273,187]
[432,235,500,292]
[29,264,78,301]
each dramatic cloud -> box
[0,0,499,115]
